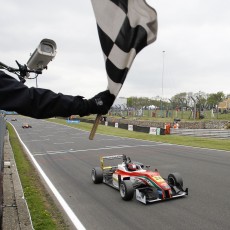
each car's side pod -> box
[118,175,130,186]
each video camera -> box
[0,38,57,83]
[27,39,57,71]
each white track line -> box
[12,125,86,230]
[33,143,168,156]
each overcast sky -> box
[1,0,230,100]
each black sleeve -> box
[0,71,90,119]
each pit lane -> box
[8,116,230,230]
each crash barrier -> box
[0,116,6,226]
[171,128,230,139]
[66,118,80,124]
[79,118,170,135]
[106,120,171,135]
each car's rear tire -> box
[119,180,134,201]
[168,172,183,188]
[92,167,103,184]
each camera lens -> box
[41,44,53,53]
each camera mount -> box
[0,60,42,83]
[0,38,57,83]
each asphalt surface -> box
[8,115,230,230]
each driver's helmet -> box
[127,163,137,171]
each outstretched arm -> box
[0,71,115,119]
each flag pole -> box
[89,114,102,140]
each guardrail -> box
[0,115,6,227]
[78,117,167,135]
[78,117,230,139]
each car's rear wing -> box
[100,155,124,169]
[101,155,123,160]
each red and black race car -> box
[92,154,188,204]
[22,123,32,128]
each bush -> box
[225,122,230,129]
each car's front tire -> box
[168,172,183,188]
[92,167,103,184]
[119,180,134,201]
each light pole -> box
[161,51,165,117]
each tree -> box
[207,92,226,108]
[127,96,169,110]
[194,91,208,110]
[170,92,188,110]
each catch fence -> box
[109,108,230,120]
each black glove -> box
[88,90,115,115]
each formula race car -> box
[22,123,32,128]
[91,154,188,204]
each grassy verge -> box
[50,118,230,151]
[7,123,69,230]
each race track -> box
[8,116,230,230]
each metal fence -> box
[109,108,230,120]
[0,115,6,226]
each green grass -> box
[50,118,230,151]
[7,123,69,230]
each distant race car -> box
[22,123,32,128]
[11,118,17,121]
[91,154,188,204]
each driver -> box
[0,70,115,119]
[127,163,137,171]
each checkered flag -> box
[91,0,158,97]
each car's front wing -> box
[135,187,188,204]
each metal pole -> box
[191,96,196,119]
[161,51,165,117]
